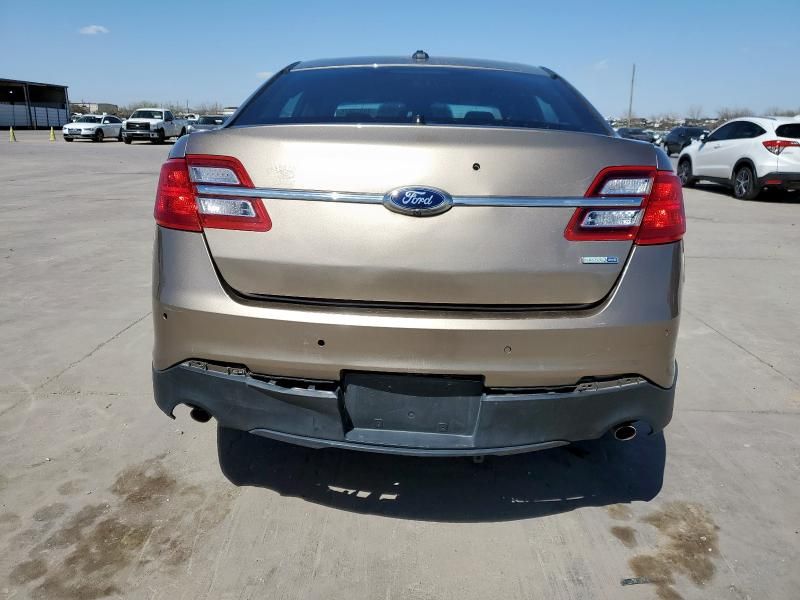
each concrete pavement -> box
[1,131,798,600]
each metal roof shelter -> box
[0,78,70,129]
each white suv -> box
[677,117,800,199]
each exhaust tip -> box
[613,423,637,442]
[189,406,212,423]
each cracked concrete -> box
[1,132,798,600]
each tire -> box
[733,165,759,200]
[64,137,73,142]
[152,129,166,144]
[123,137,132,144]
[677,159,695,187]
[93,129,104,143]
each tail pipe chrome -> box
[613,422,637,442]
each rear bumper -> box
[759,171,800,190]
[153,228,682,389]
[154,362,675,456]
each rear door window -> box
[233,66,609,134]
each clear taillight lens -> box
[154,155,271,232]
[565,167,685,245]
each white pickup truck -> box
[122,108,187,144]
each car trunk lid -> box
[186,125,656,306]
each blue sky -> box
[2,0,799,117]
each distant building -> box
[72,102,119,115]
[0,77,70,129]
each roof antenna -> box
[412,50,429,61]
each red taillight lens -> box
[763,139,800,155]
[155,158,201,232]
[153,155,271,232]
[636,171,686,245]
[565,167,685,245]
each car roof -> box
[727,116,798,125]
[292,55,548,76]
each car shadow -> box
[217,426,666,523]
[693,182,800,203]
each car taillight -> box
[565,166,685,246]
[763,140,800,155]
[154,155,271,232]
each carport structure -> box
[0,77,70,129]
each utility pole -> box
[627,64,636,127]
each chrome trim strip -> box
[452,196,643,208]
[195,185,644,208]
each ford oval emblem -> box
[383,186,453,217]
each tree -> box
[687,105,703,120]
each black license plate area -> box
[343,373,483,435]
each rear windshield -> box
[776,124,800,138]
[232,66,608,134]
[198,116,225,125]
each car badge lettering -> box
[581,256,620,265]
[383,186,453,216]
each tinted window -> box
[77,116,101,123]
[776,124,800,138]
[233,67,608,134]
[735,121,766,138]
[165,111,174,120]
[707,123,737,142]
[198,116,225,125]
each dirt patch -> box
[628,501,719,600]
[607,503,633,521]
[611,525,637,548]
[9,557,48,584]
[0,512,21,537]
[33,502,68,522]
[57,479,87,496]
[5,455,236,599]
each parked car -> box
[186,115,227,133]
[180,113,200,123]
[616,127,655,143]
[62,114,124,142]
[663,126,708,156]
[151,53,685,457]
[122,108,187,144]
[677,117,800,199]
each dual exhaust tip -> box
[613,423,637,442]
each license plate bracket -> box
[342,372,483,436]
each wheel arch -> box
[732,157,756,181]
